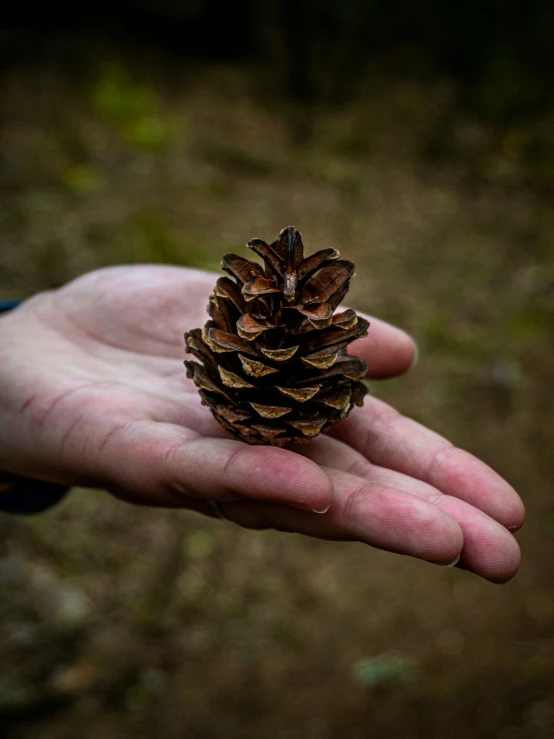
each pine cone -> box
[184,227,369,447]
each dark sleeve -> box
[0,479,70,514]
[0,300,71,514]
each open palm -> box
[0,265,524,581]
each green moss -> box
[91,64,178,151]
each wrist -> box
[0,475,70,515]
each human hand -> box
[0,265,524,581]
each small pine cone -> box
[184,227,369,447]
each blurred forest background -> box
[1,1,554,737]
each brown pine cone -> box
[184,226,369,447]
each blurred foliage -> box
[351,654,417,687]
[91,65,176,150]
[1,56,553,734]
[4,1,554,119]
[1,4,554,738]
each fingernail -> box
[290,501,331,514]
[311,503,331,514]
[441,554,460,568]
[408,342,420,372]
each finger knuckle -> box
[221,445,249,482]
[362,408,402,460]
[345,456,373,479]
[424,445,463,483]
[340,481,381,528]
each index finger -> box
[91,420,334,513]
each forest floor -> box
[1,47,554,739]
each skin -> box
[0,265,524,582]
